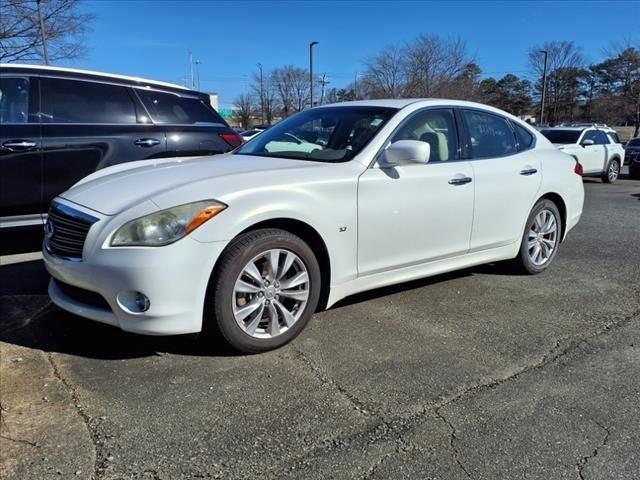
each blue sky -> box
[75,0,639,107]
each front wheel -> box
[207,228,321,353]
[602,159,620,183]
[512,199,562,274]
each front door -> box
[357,108,474,275]
[579,130,607,173]
[0,75,42,222]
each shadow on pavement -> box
[1,255,516,361]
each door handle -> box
[2,140,37,151]
[134,138,161,147]
[520,168,538,176]
[448,176,473,186]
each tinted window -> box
[137,90,225,125]
[391,109,458,162]
[0,77,30,124]
[606,132,620,144]
[463,110,516,159]
[41,77,138,124]
[514,123,535,151]
[237,106,397,162]
[541,129,582,144]
[595,131,609,145]
[627,138,640,147]
[582,130,598,145]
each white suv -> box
[540,125,625,183]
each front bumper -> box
[44,237,227,335]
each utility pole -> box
[319,73,329,105]
[539,50,548,125]
[353,72,358,100]
[309,41,319,108]
[257,63,265,124]
[189,51,194,89]
[36,0,50,65]
[194,60,202,90]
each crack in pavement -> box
[45,352,101,479]
[275,307,639,478]
[575,419,610,480]
[0,434,38,448]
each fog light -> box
[116,291,151,313]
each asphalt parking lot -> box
[1,172,639,480]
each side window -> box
[391,109,458,162]
[606,132,620,144]
[513,122,535,151]
[581,130,598,145]
[462,110,516,159]
[41,77,138,124]
[595,131,609,145]
[0,77,31,124]
[136,90,225,125]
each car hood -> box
[60,154,325,215]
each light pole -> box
[309,41,319,108]
[539,50,548,125]
[194,60,202,90]
[257,63,265,124]
[36,0,50,65]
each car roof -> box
[319,98,534,117]
[0,63,192,93]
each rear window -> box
[540,129,582,144]
[137,89,225,125]
[41,77,138,124]
[514,122,535,151]
[606,132,620,144]
[0,76,31,124]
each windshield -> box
[235,106,398,162]
[540,129,582,144]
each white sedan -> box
[43,99,584,353]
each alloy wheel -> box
[527,209,559,266]
[608,161,619,182]
[232,249,310,339]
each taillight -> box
[219,132,243,148]
[574,160,584,176]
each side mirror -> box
[381,140,431,167]
[581,139,595,147]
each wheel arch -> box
[226,218,332,311]
[537,192,567,241]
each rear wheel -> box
[602,158,620,183]
[513,199,562,274]
[208,228,321,353]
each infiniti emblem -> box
[44,218,55,239]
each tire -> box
[602,158,620,183]
[629,166,640,180]
[512,199,562,275]
[207,228,321,353]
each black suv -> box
[0,64,242,253]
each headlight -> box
[111,200,227,247]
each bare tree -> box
[233,93,256,129]
[271,66,309,117]
[362,45,407,98]
[528,41,585,124]
[250,70,277,125]
[0,0,94,63]
[404,35,473,97]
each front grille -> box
[45,203,98,260]
[54,279,111,310]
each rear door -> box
[39,76,166,211]
[460,109,542,251]
[578,130,606,173]
[0,74,42,223]
[134,88,238,156]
